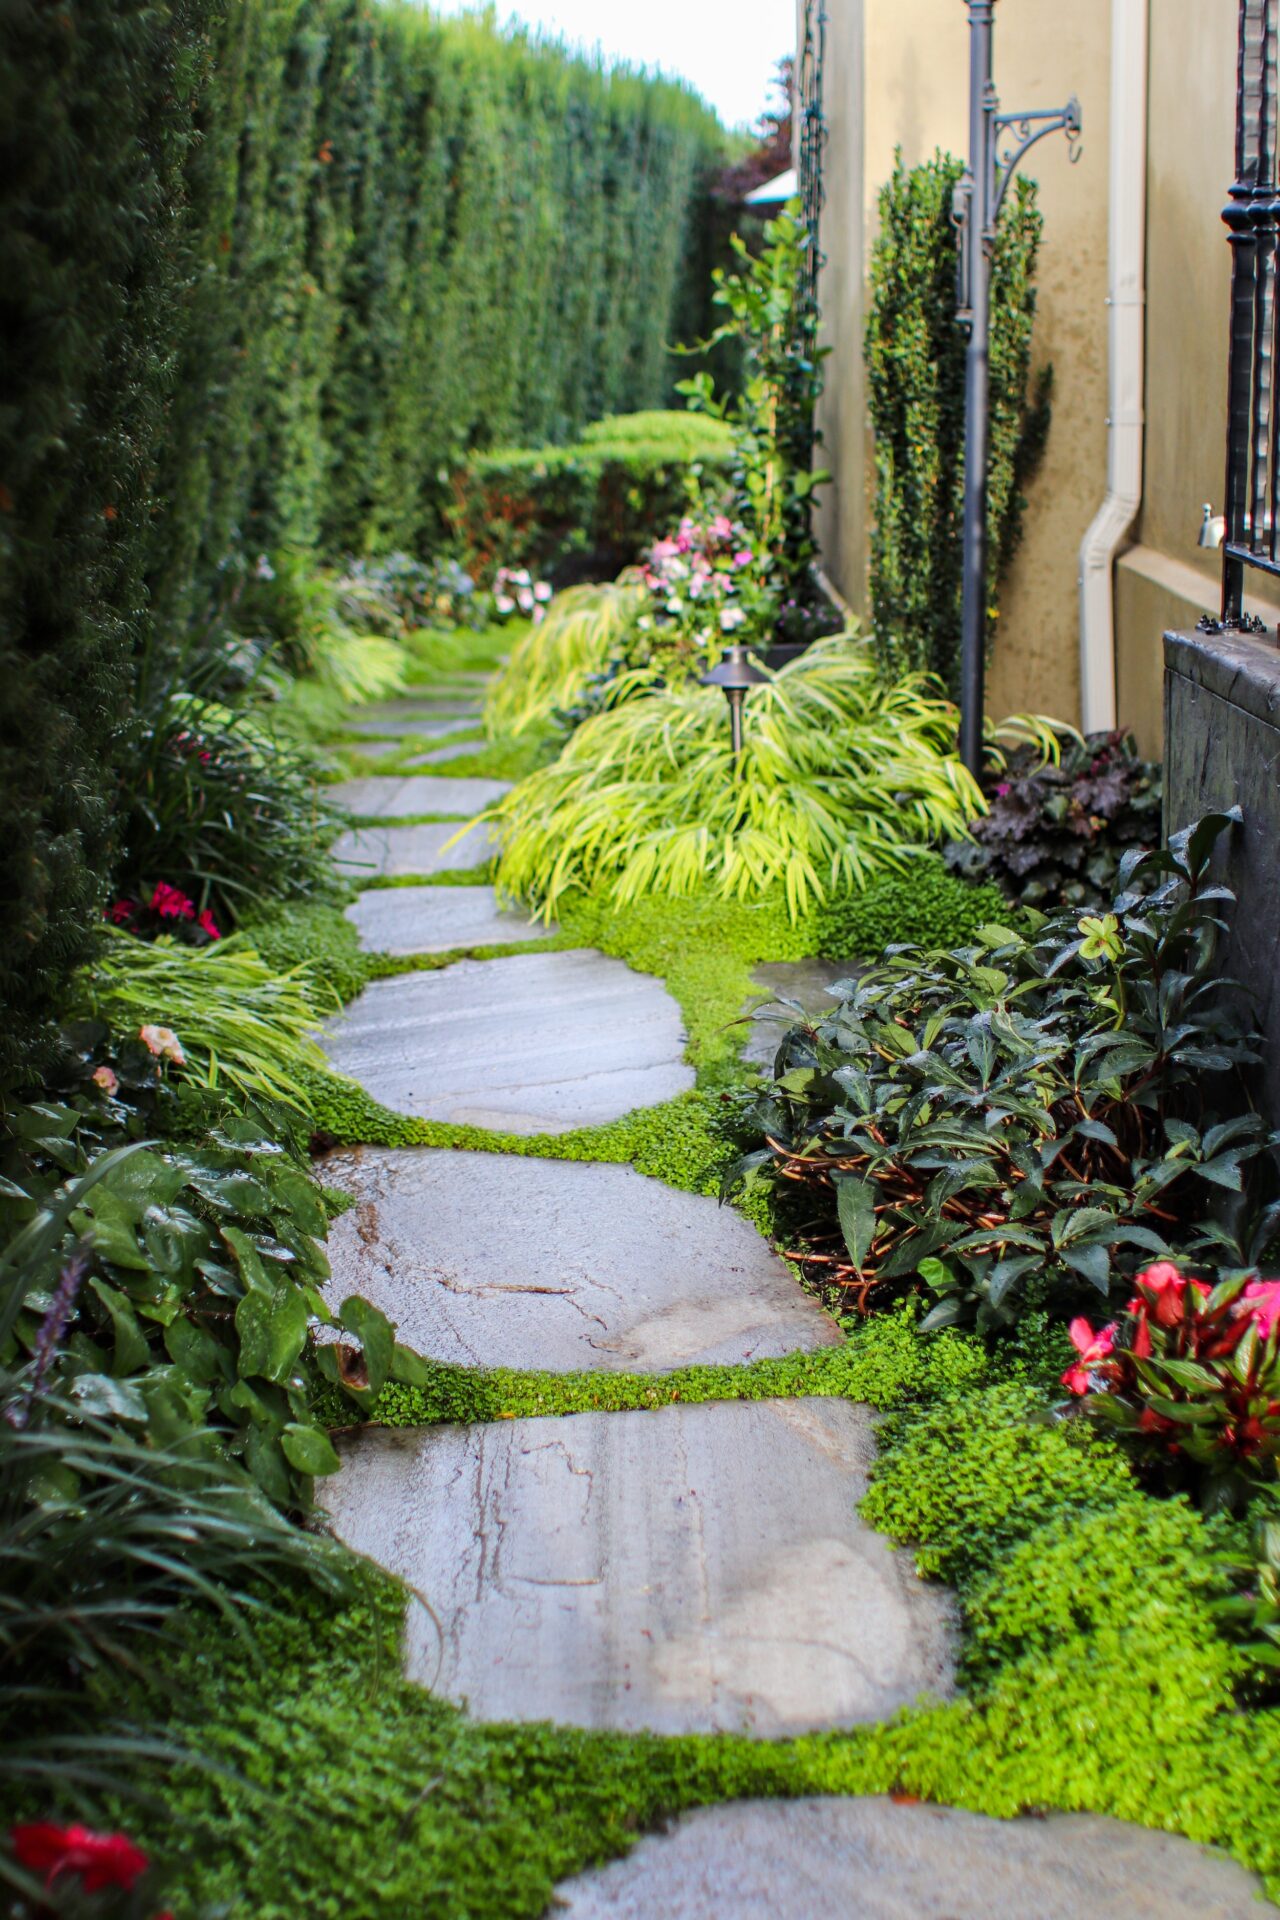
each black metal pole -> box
[959,0,995,778]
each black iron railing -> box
[1222,0,1280,620]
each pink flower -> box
[1242,1279,1280,1339]
[994,782,1011,798]
[1061,1317,1117,1396]
[533,581,552,602]
[150,882,195,922]
[709,514,733,540]
[197,909,221,941]
[92,1065,118,1096]
[138,1024,185,1065]
[732,548,753,568]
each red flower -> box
[1061,1317,1118,1396]
[150,881,195,921]
[11,1823,149,1892]
[197,909,221,941]
[1128,1260,1197,1328]
[107,898,135,925]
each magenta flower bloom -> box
[1243,1279,1280,1339]
[1061,1317,1117,1395]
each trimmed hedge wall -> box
[448,412,735,582]
[0,0,727,1070]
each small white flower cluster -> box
[491,566,554,624]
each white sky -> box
[427,0,795,130]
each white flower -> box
[719,605,747,632]
[533,582,552,602]
[665,597,684,614]
[516,588,534,611]
[139,1023,185,1065]
[494,593,516,613]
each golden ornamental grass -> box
[487,634,987,921]
[482,582,643,738]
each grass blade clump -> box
[71,929,328,1109]
[488,634,983,920]
[483,583,642,738]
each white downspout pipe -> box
[1078,0,1149,734]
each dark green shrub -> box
[448,413,735,583]
[731,815,1274,1328]
[866,152,1050,694]
[112,694,344,931]
[810,856,1017,959]
[0,0,210,1084]
[945,728,1163,910]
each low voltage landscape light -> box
[701,642,771,763]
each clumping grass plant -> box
[483,584,641,737]
[70,929,329,1110]
[487,635,983,919]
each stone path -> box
[553,1800,1278,1918]
[344,884,553,955]
[330,774,510,817]
[323,949,694,1128]
[320,1148,839,1369]
[330,818,498,880]
[314,676,1276,1916]
[328,1401,953,1734]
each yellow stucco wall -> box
[815,0,1240,748]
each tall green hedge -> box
[865,152,1051,697]
[0,0,726,1074]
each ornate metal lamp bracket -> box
[991,98,1082,226]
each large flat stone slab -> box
[353,697,481,722]
[330,820,498,880]
[321,948,693,1130]
[344,885,555,955]
[330,775,509,818]
[553,1799,1280,1919]
[319,1148,839,1370]
[345,713,476,739]
[407,740,486,767]
[325,1401,955,1734]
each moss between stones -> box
[119,1307,1280,1918]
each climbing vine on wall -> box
[865,151,1050,696]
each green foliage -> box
[239,902,371,1009]
[678,203,829,627]
[0,0,208,1083]
[369,1304,992,1430]
[449,413,734,582]
[483,585,643,738]
[0,1059,393,1512]
[113,693,343,931]
[100,1312,1280,1914]
[866,153,1050,693]
[809,857,1019,959]
[70,929,330,1111]
[733,817,1272,1327]
[0,0,726,1072]
[489,636,982,921]
[0,1394,343,1812]
[1215,1496,1280,1685]
[946,728,1164,911]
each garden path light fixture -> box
[701,643,771,764]
[953,0,1081,777]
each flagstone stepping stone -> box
[329,775,509,818]
[344,884,554,955]
[324,1400,954,1735]
[344,738,404,760]
[319,1148,839,1370]
[552,1798,1279,1919]
[346,713,477,739]
[330,820,498,880]
[356,697,481,722]
[741,957,857,1070]
[406,740,486,767]
[322,948,693,1129]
